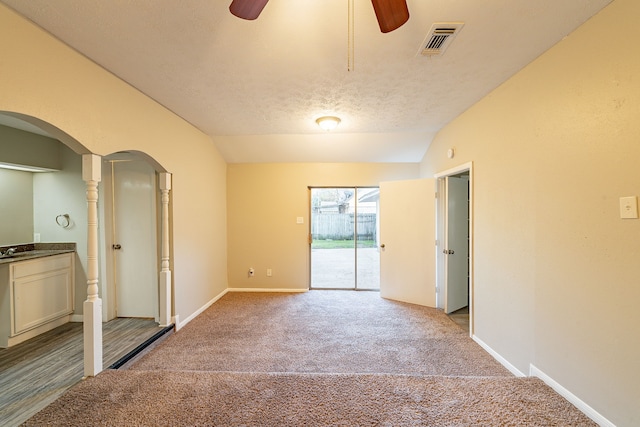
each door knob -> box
[113,244,122,250]
[380,244,385,249]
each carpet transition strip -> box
[107,324,174,370]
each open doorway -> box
[436,163,473,334]
[309,187,380,290]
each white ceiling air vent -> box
[418,22,464,57]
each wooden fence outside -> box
[311,213,377,240]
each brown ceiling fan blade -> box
[371,0,410,33]
[229,0,269,20]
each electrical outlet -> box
[248,268,255,277]
[620,196,638,219]
[267,268,272,277]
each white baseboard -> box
[227,287,309,293]
[70,314,84,322]
[472,335,526,377]
[175,288,228,331]
[529,365,615,427]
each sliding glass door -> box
[310,187,380,290]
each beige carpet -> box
[131,291,510,377]
[25,291,596,426]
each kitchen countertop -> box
[0,243,76,265]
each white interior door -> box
[379,179,436,307]
[111,159,158,319]
[444,176,469,314]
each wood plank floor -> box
[0,318,164,427]
[448,306,470,332]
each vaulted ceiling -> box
[1,0,612,162]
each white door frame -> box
[435,162,474,335]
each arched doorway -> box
[0,111,173,367]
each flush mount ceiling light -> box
[316,116,341,131]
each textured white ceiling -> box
[1,0,612,162]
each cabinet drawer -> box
[12,254,72,279]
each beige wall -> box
[227,163,419,289]
[420,0,639,425]
[0,4,228,324]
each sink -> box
[0,250,73,261]
[0,251,35,259]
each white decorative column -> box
[82,154,102,377]
[158,172,173,327]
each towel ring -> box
[56,214,71,228]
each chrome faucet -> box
[1,247,17,257]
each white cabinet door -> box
[379,179,436,307]
[11,253,73,335]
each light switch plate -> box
[619,196,638,219]
[296,217,304,224]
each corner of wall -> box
[472,335,526,377]
[175,288,228,331]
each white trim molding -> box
[472,335,526,377]
[529,365,615,427]
[434,161,474,179]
